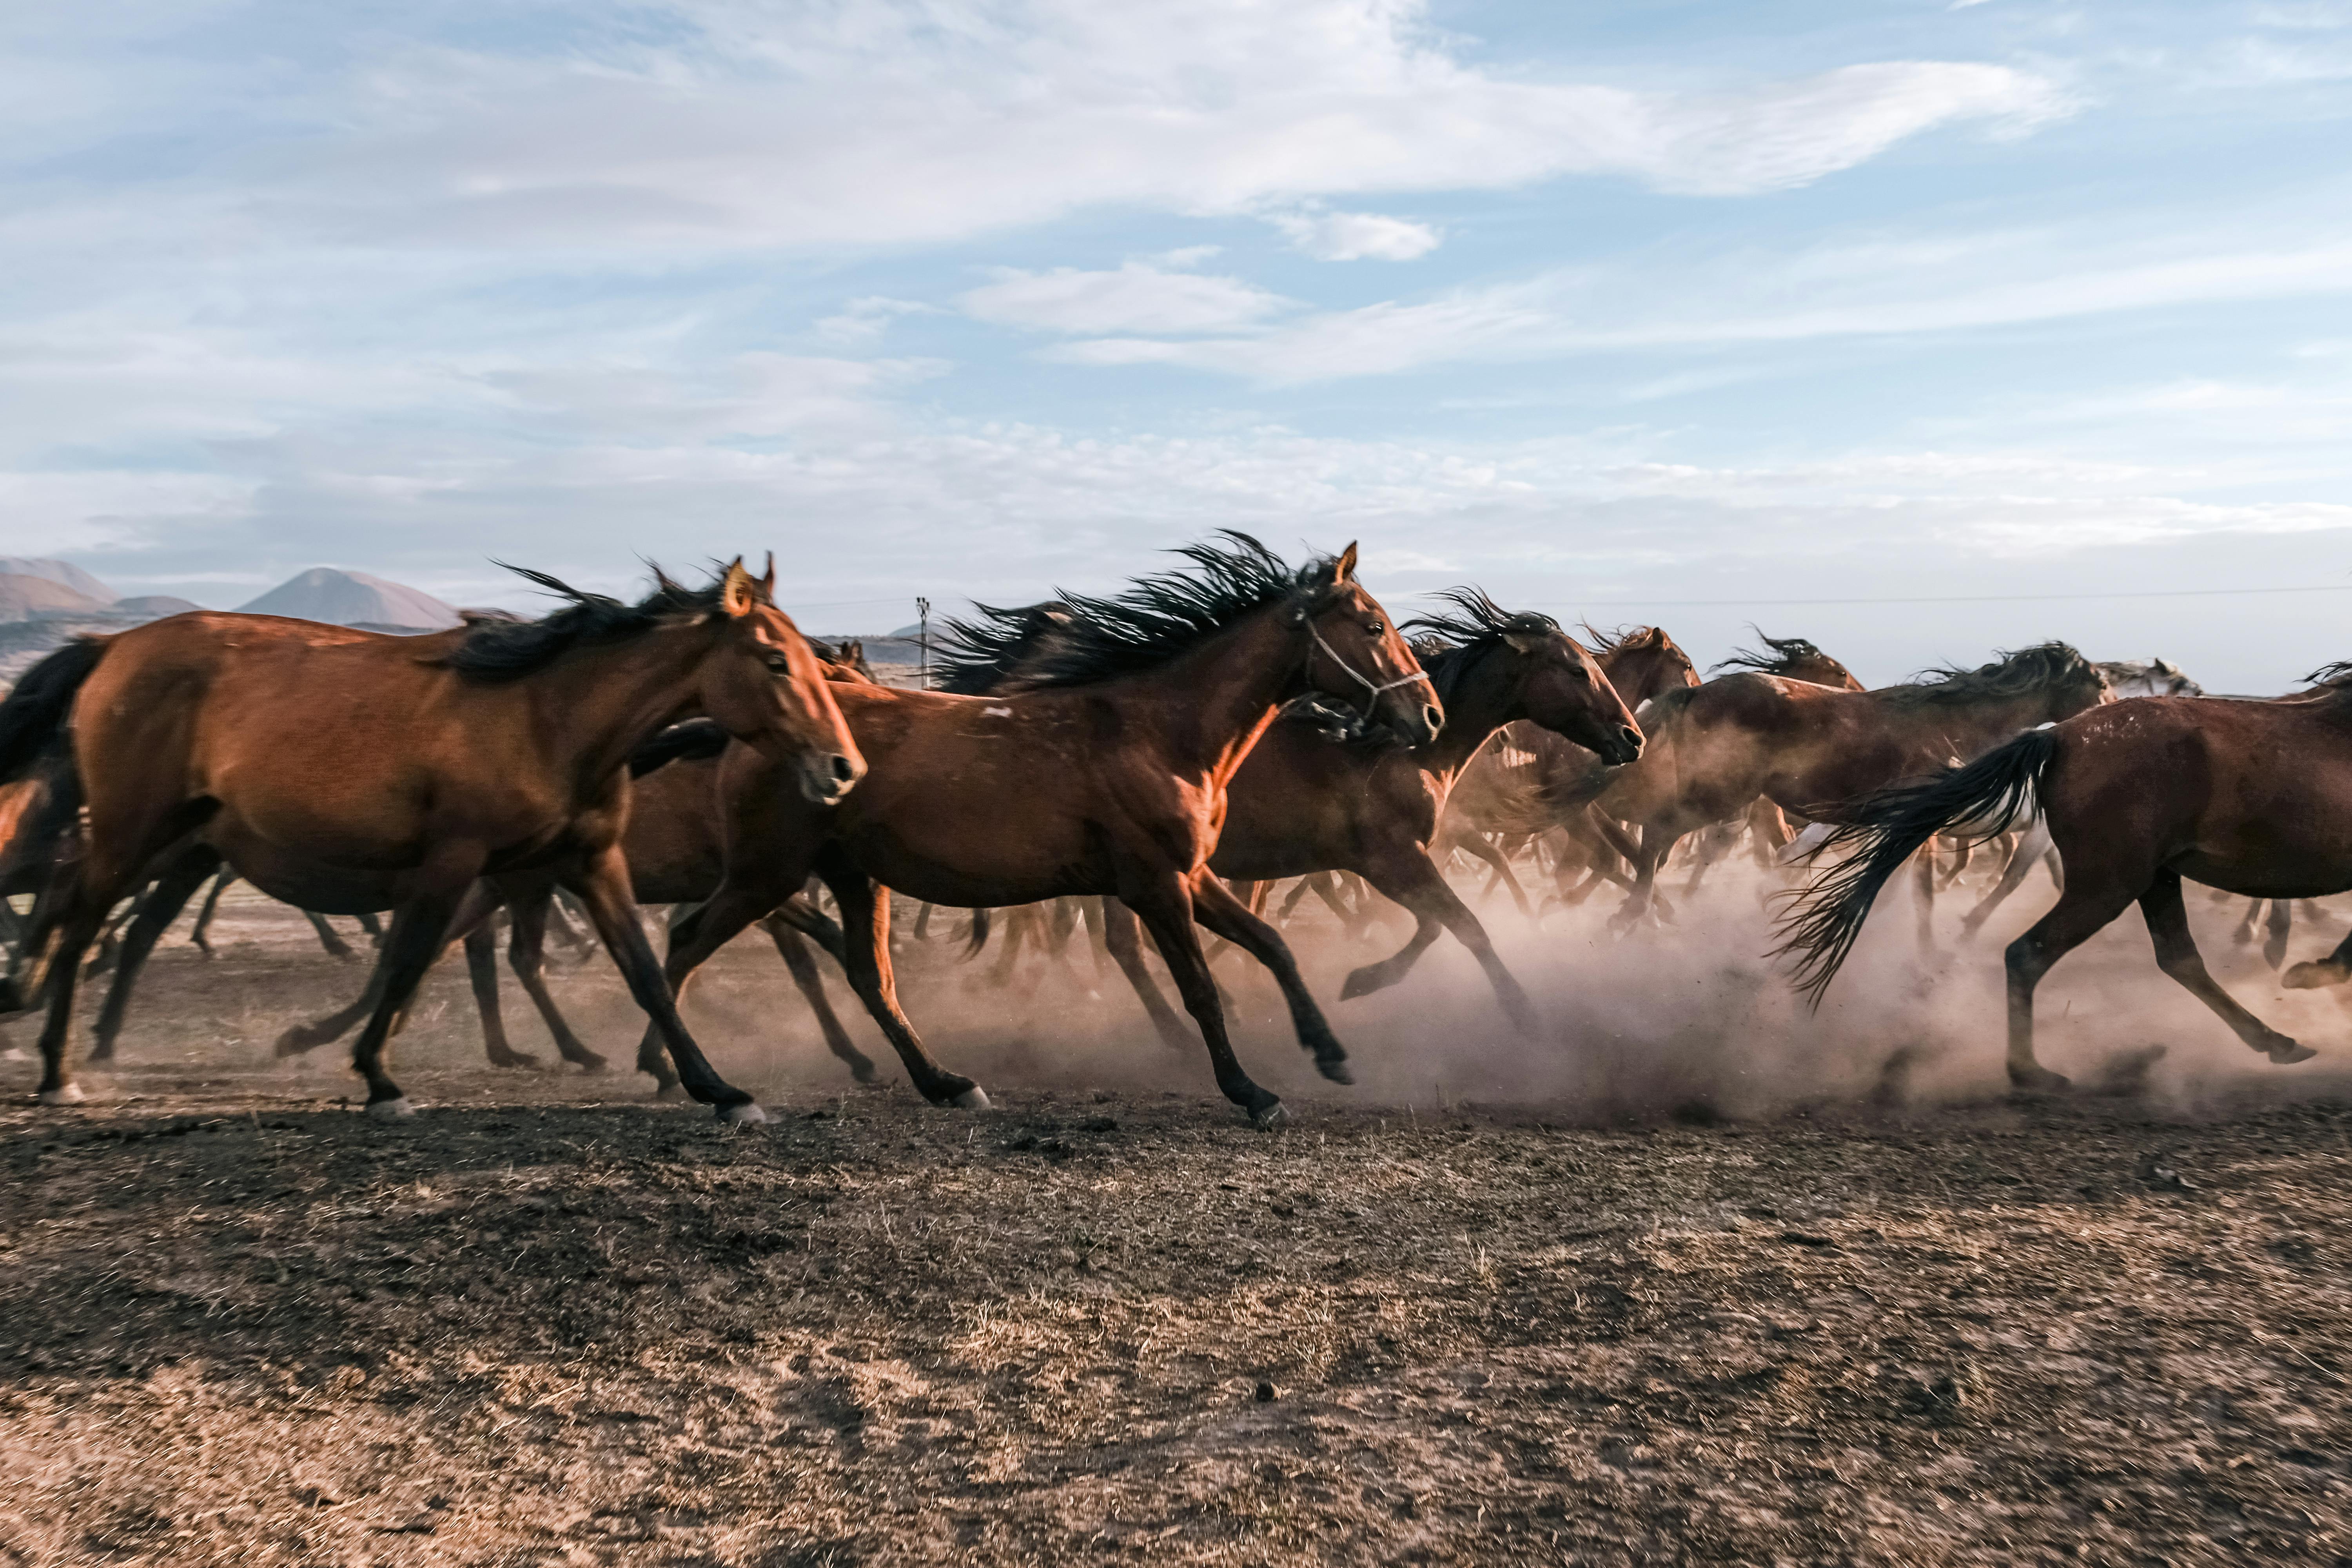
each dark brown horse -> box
[646,534,1440,1125]
[1596,644,2111,929]
[1124,590,1640,1029]
[1779,677,2352,1090]
[1712,631,1866,693]
[0,560,861,1116]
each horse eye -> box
[766,653,791,672]
[1367,621,1383,635]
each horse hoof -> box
[2281,960,2345,991]
[365,1096,416,1119]
[273,1031,321,1059]
[2269,1041,2318,1065]
[1338,970,1380,1001]
[652,1082,687,1101]
[491,1053,543,1073]
[570,1052,610,1075]
[1315,1057,1354,1087]
[2006,1067,2071,1096]
[37,1083,85,1106]
[951,1086,993,1110]
[719,1101,768,1125]
[1248,1100,1289,1130]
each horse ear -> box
[759,552,777,600]
[1332,543,1359,583]
[843,639,862,659]
[719,557,757,619]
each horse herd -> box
[0,535,2345,1126]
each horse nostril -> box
[1422,704,1443,735]
[829,754,858,785]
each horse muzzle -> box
[799,750,865,806]
[1598,725,1642,767]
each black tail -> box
[628,718,729,777]
[0,638,106,785]
[1776,728,2058,1003]
[962,906,993,958]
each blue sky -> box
[4,0,2350,688]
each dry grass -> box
[3,900,2352,1564]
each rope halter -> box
[1306,620,1433,715]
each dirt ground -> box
[6,882,2352,1565]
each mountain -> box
[236,568,461,630]
[0,557,117,603]
[112,594,203,617]
[0,573,111,621]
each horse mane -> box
[444,564,743,682]
[933,601,1078,695]
[1401,588,1561,709]
[1713,630,1832,678]
[935,533,1341,692]
[1583,624,1664,656]
[2304,661,2352,689]
[1882,642,2098,708]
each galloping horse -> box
[1779,675,2352,1090]
[0,560,861,1117]
[645,534,1439,1126]
[1597,644,2111,929]
[1713,632,1866,693]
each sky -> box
[4,1,2350,690]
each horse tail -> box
[962,906,993,958]
[1775,728,2057,1003]
[0,637,107,785]
[627,718,729,777]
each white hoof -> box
[952,1087,992,1110]
[720,1101,767,1125]
[37,1083,85,1106]
[365,1096,416,1119]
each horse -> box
[1713,631,1866,693]
[1595,644,2111,931]
[0,559,862,1118]
[1434,626,1700,912]
[1775,675,2352,1091]
[1100,590,1640,1031]
[2096,658,2203,699]
[641,533,1440,1126]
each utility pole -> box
[916,596,931,690]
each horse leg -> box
[2141,871,2311,1065]
[2281,922,2352,991]
[275,969,388,1056]
[1343,849,1535,1034]
[304,909,358,962]
[810,851,984,1107]
[463,916,539,1070]
[767,893,848,964]
[2264,899,2294,971]
[189,869,234,958]
[2003,878,2143,1093]
[505,887,606,1072]
[567,845,761,1120]
[1278,876,1319,922]
[1098,897,1194,1052]
[912,902,935,940]
[1938,835,1975,891]
[88,845,223,1064]
[1120,873,1284,1125]
[762,912,879,1085]
[345,888,471,1115]
[1612,820,1686,929]
[356,911,385,949]
[1190,874,1350,1083]
[1453,834,1534,920]
[1913,843,1937,951]
[1960,818,2053,942]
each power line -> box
[1416,583,2352,611]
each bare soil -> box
[4,891,2352,1565]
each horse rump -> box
[1775,728,2058,1002]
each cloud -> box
[958,262,1292,336]
[20,3,2075,261]
[1270,207,1443,261]
[813,296,940,345]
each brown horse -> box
[1596,644,2111,929]
[646,534,1440,1125]
[1778,677,2352,1090]
[1125,590,1641,1029]
[1437,626,1701,910]
[1712,631,1866,693]
[0,560,861,1117]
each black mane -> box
[933,601,1077,695]
[1714,630,1831,677]
[1884,642,2099,707]
[1401,588,1561,709]
[935,533,1338,692]
[444,564,736,682]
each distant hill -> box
[237,568,460,630]
[0,573,111,621]
[0,557,116,603]
[111,594,203,617]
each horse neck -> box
[1602,646,1674,707]
[525,620,731,791]
[1134,605,1310,786]
[1412,646,1514,784]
